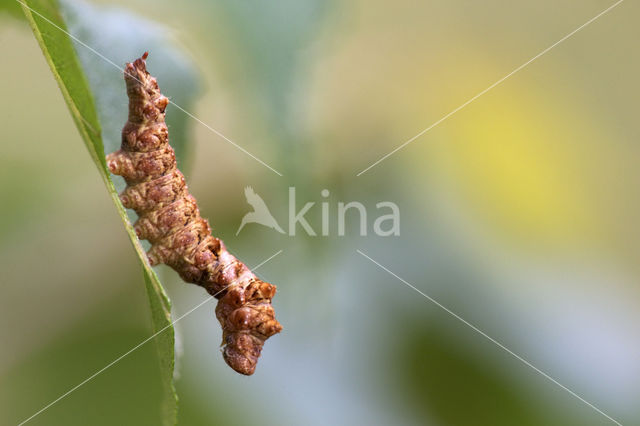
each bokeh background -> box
[1,0,639,425]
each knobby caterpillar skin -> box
[107,52,282,375]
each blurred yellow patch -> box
[419,63,606,249]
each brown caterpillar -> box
[107,52,282,375]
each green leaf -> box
[0,0,26,19]
[21,0,199,424]
[59,0,199,173]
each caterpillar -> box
[107,52,282,376]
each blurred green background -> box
[1,0,639,425]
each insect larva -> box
[107,52,282,375]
